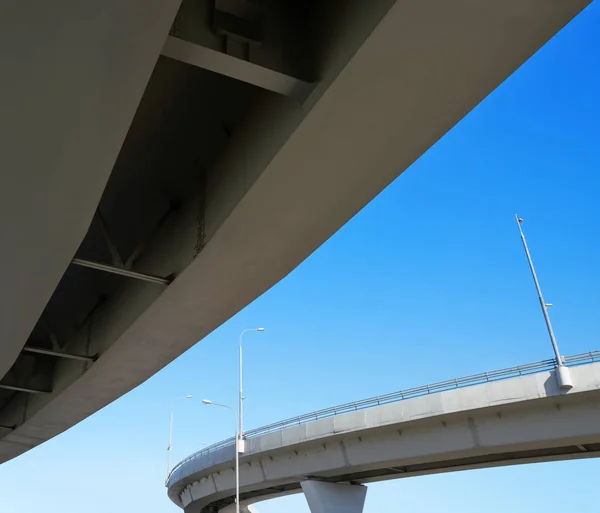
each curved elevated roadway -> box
[0,0,593,462]
[167,353,600,512]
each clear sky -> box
[1,3,599,512]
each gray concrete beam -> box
[161,36,312,98]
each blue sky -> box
[1,3,599,512]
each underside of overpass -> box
[0,0,592,461]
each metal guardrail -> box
[167,350,600,484]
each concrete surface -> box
[167,363,600,512]
[302,481,367,513]
[0,0,182,381]
[0,0,592,462]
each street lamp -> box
[239,328,265,439]
[167,395,193,478]
[515,215,572,389]
[202,399,241,513]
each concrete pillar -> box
[301,481,367,513]
[218,506,258,513]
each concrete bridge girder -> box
[169,363,600,512]
[0,0,593,462]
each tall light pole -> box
[167,395,193,478]
[515,215,572,389]
[202,399,240,513]
[239,328,264,440]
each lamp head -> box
[202,399,212,405]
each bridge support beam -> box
[301,481,367,513]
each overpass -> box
[0,0,593,462]
[167,352,600,512]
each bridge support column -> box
[301,481,367,513]
[217,505,258,513]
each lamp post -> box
[515,215,572,389]
[202,399,240,513]
[167,395,193,478]
[239,328,264,439]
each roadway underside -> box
[205,444,600,513]
[0,0,592,461]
